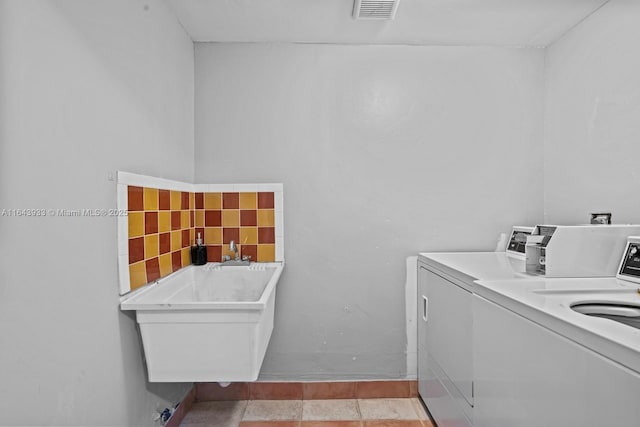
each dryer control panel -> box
[618,236,640,283]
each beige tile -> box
[358,399,419,420]
[409,399,429,421]
[243,400,302,421]
[181,400,247,426]
[302,399,360,421]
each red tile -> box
[181,192,189,209]
[195,192,204,209]
[356,381,410,399]
[258,227,276,244]
[205,210,222,227]
[190,210,195,227]
[128,237,144,264]
[258,192,275,209]
[223,228,240,244]
[159,233,171,255]
[195,227,205,241]
[241,245,257,262]
[171,211,181,230]
[159,189,170,210]
[240,210,258,226]
[196,382,249,401]
[207,245,222,263]
[223,192,240,209]
[363,422,423,427]
[303,382,356,400]
[249,382,303,400]
[171,251,182,272]
[241,422,301,427]
[144,211,158,234]
[145,258,161,282]
[182,229,190,248]
[128,186,144,211]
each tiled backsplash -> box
[117,172,284,295]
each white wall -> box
[195,43,544,379]
[544,0,640,224]
[0,1,194,425]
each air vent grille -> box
[353,0,400,20]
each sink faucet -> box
[229,240,239,260]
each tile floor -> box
[179,397,433,427]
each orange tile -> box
[257,209,275,227]
[257,244,275,262]
[196,382,249,401]
[170,190,181,210]
[303,382,356,400]
[129,261,147,290]
[222,210,240,227]
[363,422,423,427]
[128,212,144,238]
[356,381,410,399]
[250,382,303,400]
[158,253,172,277]
[158,211,171,233]
[204,227,222,245]
[181,247,191,267]
[171,230,182,252]
[241,227,258,245]
[143,187,158,210]
[195,211,204,227]
[204,192,222,209]
[181,210,190,229]
[144,234,159,259]
[239,192,257,209]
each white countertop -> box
[475,277,640,374]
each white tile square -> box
[242,400,302,421]
[181,400,247,426]
[302,399,360,421]
[358,398,420,420]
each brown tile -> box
[128,237,144,264]
[258,192,275,209]
[250,382,303,400]
[303,382,356,400]
[223,228,240,244]
[223,192,240,209]
[190,210,195,227]
[144,211,158,234]
[170,211,181,230]
[409,381,418,398]
[241,245,258,261]
[196,382,249,401]
[241,422,301,427]
[302,423,361,427]
[241,210,258,226]
[356,382,410,399]
[165,387,195,427]
[127,186,144,211]
[207,245,222,263]
[182,229,191,248]
[159,189,170,210]
[195,192,204,209]
[159,233,171,255]
[363,422,423,427]
[171,250,182,272]
[181,191,190,209]
[258,227,276,244]
[420,421,434,427]
[205,210,222,227]
[145,258,161,282]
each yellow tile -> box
[204,227,222,245]
[128,212,144,238]
[171,230,182,252]
[144,234,159,259]
[257,209,275,227]
[204,192,222,209]
[181,247,191,267]
[222,210,239,227]
[189,192,195,210]
[195,211,204,227]
[239,192,257,209]
[129,261,147,290]
[158,253,172,277]
[143,187,158,211]
[257,244,276,262]
[181,210,190,229]
[158,211,171,233]
[240,227,258,245]
[170,190,181,210]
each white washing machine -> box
[417,225,640,427]
[472,236,640,427]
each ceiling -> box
[166,0,609,47]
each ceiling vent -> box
[353,0,400,20]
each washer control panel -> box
[618,236,640,283]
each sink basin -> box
[572,302,640,330]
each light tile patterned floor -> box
[180,398,432,427]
